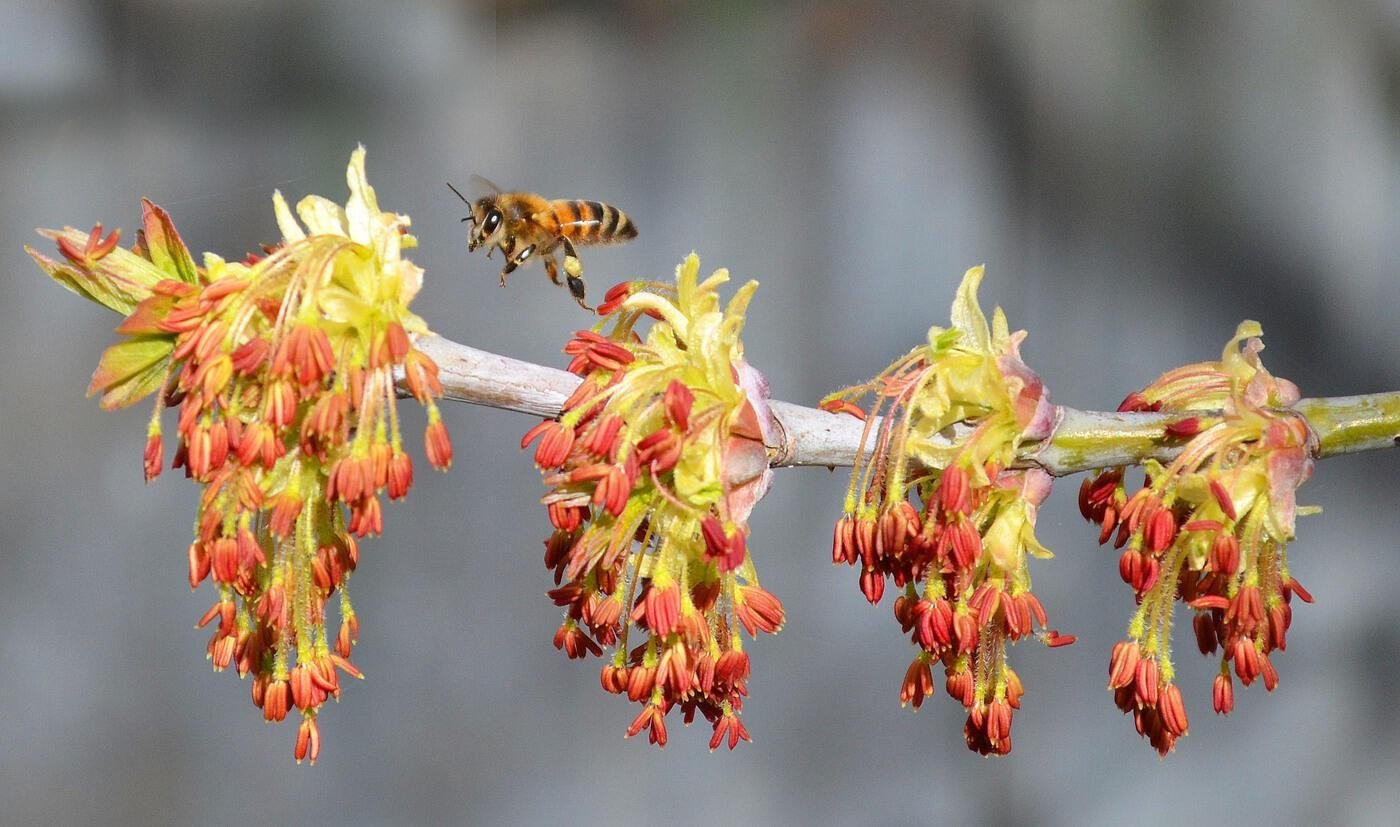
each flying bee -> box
[448,176,638,310]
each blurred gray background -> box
[2,1,1398,825]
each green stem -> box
[412,334,1400,477]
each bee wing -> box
[469,174,504,198]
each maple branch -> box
[411,334,1400,476]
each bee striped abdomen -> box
[554,200,637,245]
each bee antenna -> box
[445,181,472,205]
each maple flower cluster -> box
[1080,322,1315,755]
[524,254,783,750]
[822,267,1073,757]
[27,149,450,763]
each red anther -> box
[552,623,602,659]
[663,380,694,431]
[523,420,575,468]
[187,541,210,588]
[1134,658,1160,707]
[1260,652,1279,691]
[1284,578,1314,604]
[624,703,667,748]
[953,612,979,655]
[819,398,867,420]
[1164,417,1202,438]
[940,465,969,515]
[641,583,681,635]
[831,516,855,566]
[424,418,453,470]
[1232,637,1261,685]
[1024,592,1048,628]
[384,321,411,364]
[1213,673,1234,715]
[701,515,746,572]
[1144,507,1177,553]
[59,223,122,265]
[735,585,785,636]
[899,657,935,709]
[294,716,321,765]
[1189,595,1230,611]
[946,668,975,708]
[1097,507,1117,545]
[854,516,876,569]
[580,415,624,457]
[708,713,752,752]
[1108,640,1141,689]
[1268,605,1289,652]
[596,281,634,315]
[1209,479,1237,521]
[916,599,954,650]
[1193,612,1219,655]
[859,569,885,604]
[387,450,414,500]
[402,349,443,401]
[985,699,1013,743]
[948,520,981,569]
[1209,533,1241,575]
[262,679,290,722]
[1184,520,1222,533]
[1159,684,1189,736]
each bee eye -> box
[483,209,502,234]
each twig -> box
[411,334,1400,476]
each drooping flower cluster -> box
[823,267,1073,757]
[27,148,450,763]
[524,254,782,750]
[1080,321,1315,755]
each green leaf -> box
[115,293,181,335]
[29,231,171,315]
[928,326,962,353]
[88,336,174,408]
[949,264,989,350]
[673,446,722,508]
[140,199,199,284]
[96,356,171,410]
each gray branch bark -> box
[411,334,1400,475]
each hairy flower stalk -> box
[27,148,450,763]
[823,267,1073,757]
[1082,321,1314,756]
[524,254,783,750]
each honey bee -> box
[448,176,637,310]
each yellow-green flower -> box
[524,254,780,751]
[824,265,1069,757]
[28,147,450,764]
[1084,320,1316,756]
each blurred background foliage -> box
[1,1,1397,824]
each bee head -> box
[472,200,504,250]
[448,182,505,252]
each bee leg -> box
[560,238,591,310]
[561,238,583,278]
[567,275,591,311]
[497,238,519,286]
[542,254,563,286]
